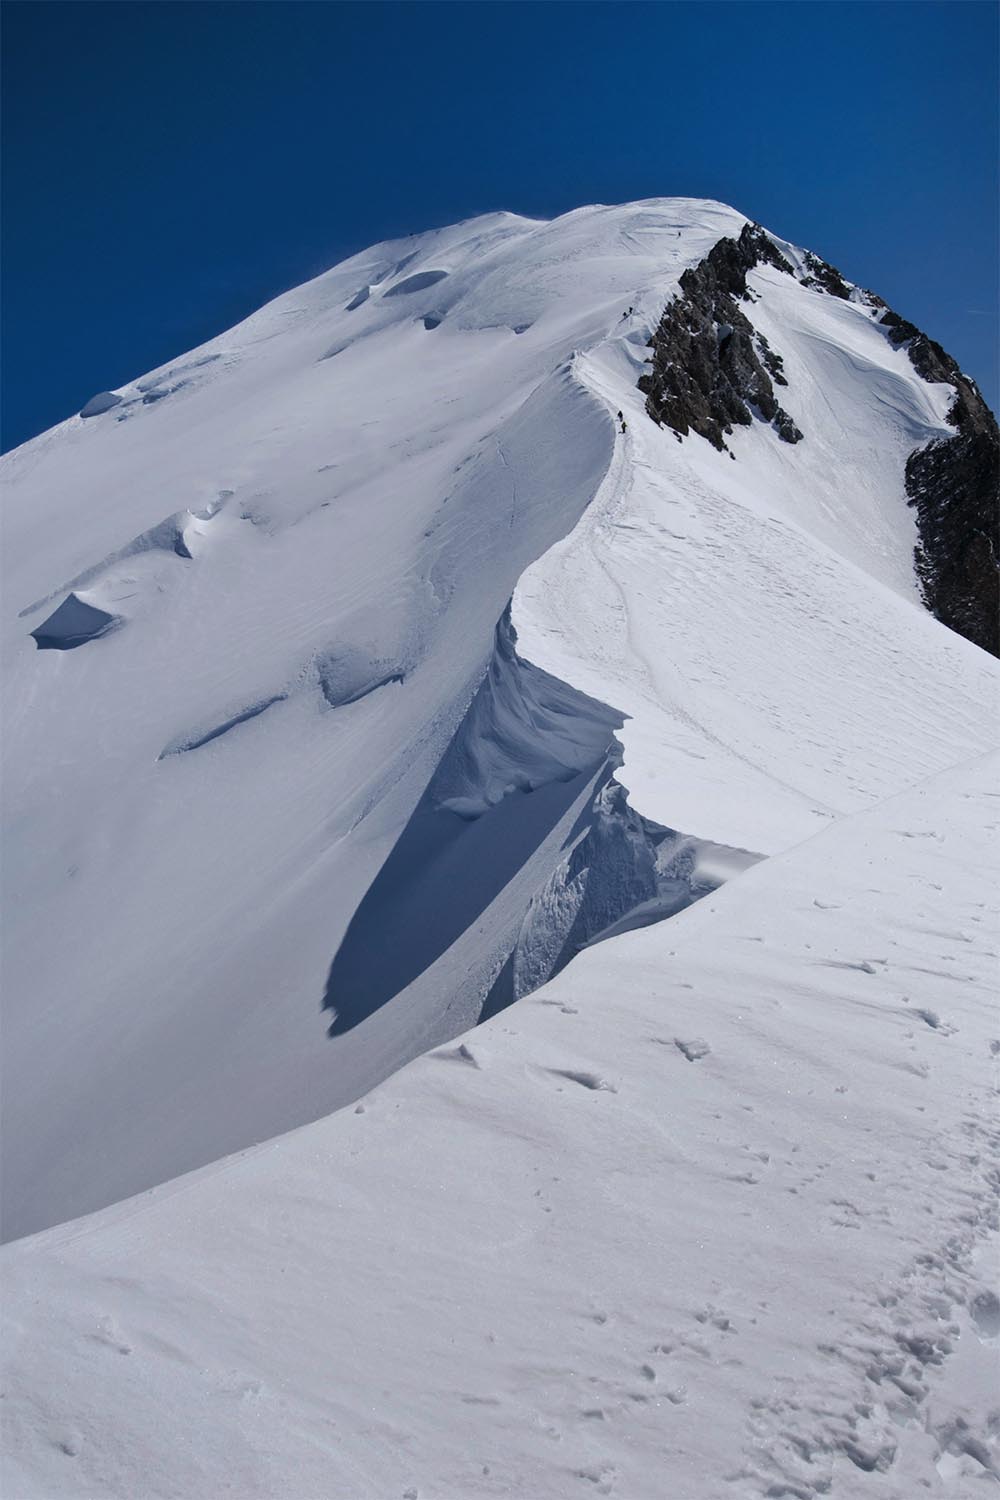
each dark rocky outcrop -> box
[639,218,998,655]
[800,250,851,300]
[878,312,998,654]
[638,223,803,451]
[755,332,789,387]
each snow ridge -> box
[324,604,753,1039]
[3,194,1000,1500]
[3,753,997,1499]
[2,198,997,1258]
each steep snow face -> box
[516,323,995,854]
[4,754,997,1500]
[635,225,1000,655]
[1,199,997,1241]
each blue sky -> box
[3,0,997,450]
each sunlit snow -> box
[2,198,997,1498]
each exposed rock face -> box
[881,317,999,655]
[800,249,851,299]
[638,223,803,452]
[640,221,998,656]
[905,416,998,655]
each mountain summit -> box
[2,200,997,1248]
[3,198,999,1500]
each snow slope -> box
[4,753,998,1499]
[2,199,997,1253]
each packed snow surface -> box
[3,755,998,1498]
[2,196,999,1496]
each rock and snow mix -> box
[1,199,997,1497]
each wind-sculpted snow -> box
[382,267,450,296]
[324,606,748,1038]
[314,648,406,707]
[78,390,123,418]
[2,198,998,1252]
[29,592,121,651]
[4,756,997,1498]
[157,694,289,757]
[323,609,627,1035]
[17,503,221,621]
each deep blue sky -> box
[3,0,997,451]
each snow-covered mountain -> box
[2,199,998,1497]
